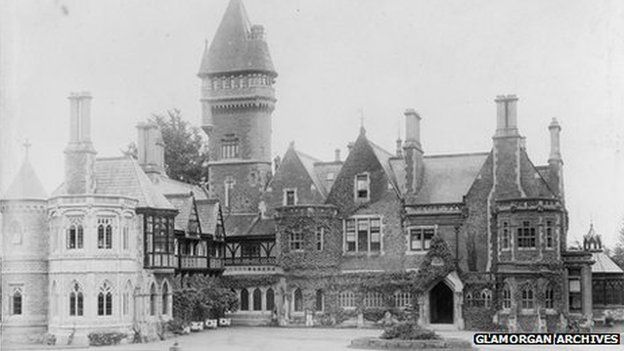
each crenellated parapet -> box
[495,198,562,213]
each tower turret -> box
[199,0,277,213]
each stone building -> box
[0,93,226,346]
[201,0,595,331]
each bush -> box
[363,309,387,322]
[87,332,127,346]
[167,318,189,335]
[380,321,440,340]
[173,288,239,322]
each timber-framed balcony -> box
[224,256,276,266]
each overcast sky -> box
[1,0,623,247]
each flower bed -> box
[351,337,474,350]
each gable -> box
[519,149,557,198]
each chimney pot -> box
[404,108,422,150]
[334,149,341,162]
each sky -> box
[1,0,623,247]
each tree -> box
[150,109,209,184]
[611,222,624,269]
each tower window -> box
[11,287,22,315]
[67,218,84,250]
[289,231,303,251]
[545,220,554,249]
[316,226,324,251]
[283,189,297,206]
[97,218,113,249]
[501,221,510,250]
[221,134,239,159]
[517,221,536,248]
[355,173,370,201]
[224,177,235,208]
[69,282,84,316]
[409,227,435,251]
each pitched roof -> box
[223,213,274,237]
[3,157,47,200]
[196,199,221,235]
[368,139,399,193]
[591,251,624,274]
[404,152,490,204]
[295,150,328,197]
[312,161,343,194]
[93,157,176,210]
[198,0,275,76]
[149,173,209,200]
[165,194,194,231]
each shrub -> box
[87,332,127,346]
[380,321,440,340]
[173,288,239,322]
[167,318,189,335]
[363,308,387,322]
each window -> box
[69,282,84,316]
[394,291,411,308]
[11,287,22,315]
[364,292,383,308]
[568,277,581,311]
[224,177,235,208]
[67,218,84,249]
[149,283,157,316]
[502,285,511,310]
[501,222,510,250]
[339,291,355,308]
[162,282,170,315]
[344,217,382,253]
[289,231,303,251]
[517,221,536,248]
[293,288,303,312]
[253,288,262,311]
[545,220,554,249]
[326,173,335,181]
[241,243,261,257]
[545,285,554,309]
[521,286,534,310]
[240,289,249,311]
[465,292,473,307]
[481,289,492,308]
[409,227,435,251]
[221,134,239,159]
[283,189,297,206]
[97,218,113,249]
[122,226,129,250]
[355,173,370,201]
[98,281,113,316]
[266,288,275,311]
[316,227,324,251]
[315,290,324,311]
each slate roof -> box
[198,0,275,76]
[224,213,274,238]
[165,194,194,231]
[91,157,176,210]
[369,139,400,193]
[591,251,624,274]
[312,161,343,194]
[3,157,48,200]
[389,152,489,204]
[150,173,209,200]
[295,150,328,197]
[196,199,221,235]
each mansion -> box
[1,0,623,346]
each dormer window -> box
[326,173,335,181]
[221,134,239,159]
[283,188,297,206]
[355,173,370,201]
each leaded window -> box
[289,231,303,251]
[221,134,239,159]
[97,218,113,249]
[481,289,492,308]
[502,284,512,310]
[394,291,411,308]
[69,282,83,316]
[339,291,355,308]
[344,217,382,253]
[545,220,554,249]
[98,281,113,316]
[501,221,510,250]
[355,173,370,201]
[364,292,383,308]
[521,286,534,310]
[517,221,536,248]
[545,285,554,309]
[409,227,434,251]
[11,287,22,315]
[67,217,84,249]
[316,226,324,251]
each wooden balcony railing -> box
[145,253,176,269]
[224,256,276,266]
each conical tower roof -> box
[198,0,276,76]
[3,152,47,201]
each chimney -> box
[334,149,341,162]
[273,155,281,173]
[137,122,165,176]
[494,95,519,137]
[64,92,97,194]
[395,138,403,157]
[402,108,424,198]
[548,118,562,161]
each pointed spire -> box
[3,143,47,200]
[199,0,276,77]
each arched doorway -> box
[429,281,453,324]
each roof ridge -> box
[424,151,490,159]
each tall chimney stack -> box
[494,95,519,137]
[137,122,165,176]
[64,92,97,194]
[334,148,341,162]
[402,108,424,198]
[548,118,564,202]
[548,118,562,161]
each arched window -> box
[97,218,113,249]
[69,282,83,316]
[240,289,249,311]
[502,284,512,310]
[544,285,554,309]
[293,288,303,312]
[123,281,133,316]
[521,286,534,310]
[465,292,473,307]
[162,281,170,315]
[481,289,492,308]
[339,291,355,308]
[98,281,113,316]
[11,287,22,315]
[266,288,275,312]
[364,292,383,308]
[394,291,411,308]
[67,217,84,249]
[315,290,324,311]
[253,288,262,311]
[149,283,157,316]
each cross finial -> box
[359,107,366,135]
[22,138,32,159]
